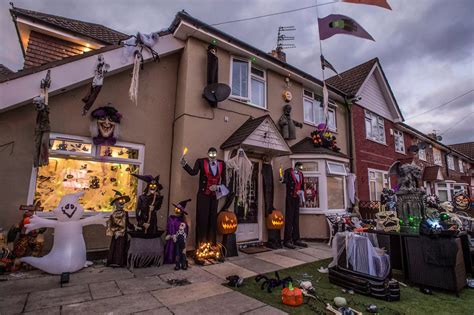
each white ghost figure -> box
[21,191,106,274]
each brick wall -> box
[24,31,88,68]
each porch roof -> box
[290,137,348,158]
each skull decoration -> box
[217,211,237,234]
[375,211,400,232]
[266,210,284,230]
[452,191,470,211]
[90,105,122,145]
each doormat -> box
[239,246,271,255]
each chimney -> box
[270,48,286,62]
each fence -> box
[358,200,381,220]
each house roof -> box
[10,6,129,45]
[0,64,14,80]
[221,115,271,149]
[422,166,443,181]
[290,137,348,158]
[448,142,474,160]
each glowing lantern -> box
[266,210,284,230]
[281,282,303,306]
[217,211,238,234]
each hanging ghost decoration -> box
[21,192,106,274]
[90,105,122,145]
[82,54,110,116]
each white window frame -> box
[230,56,267,109]
[27,133,145,216]
[368,168,390,201]
[394,130,405,154]
[365,110,386,144]
[433,148,442,166]
[326,161,347,176]
[303,89,337,131]
[418,147,426,161]
[459,159,464,173]
[447,155,455,170]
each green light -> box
[250,56,256,62]
[211,39,218,45]
[408,216,414,222]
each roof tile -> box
[448,142,474,160]
[326,58,377,96]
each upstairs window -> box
[459,159,464,173]
[394,130,405,153]
[231,57,266,108]
[418,148,426,161]
[433,148,442,166]
[447,155,455,170]
[303,89,336,131]
[365,110,385,144]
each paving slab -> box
[89,280,122,299]
[133,307,174,315]
[169,291,265,315]
[159,265,221,284]
[62,292,162,314]
[230,257,281,275]
[242,305,289,315]
[0,276,59,296]
[0,293,27,314]
[276,249,319,263]
[131,264,176,278]
[298,247,333,260]
[117,275,170,294]
[201,262,257,280]
[67,266,134,285]
[255,252,304,268]
[24,306,61,315]
[25,284,91,312]
[306,242,332,252]
[151,280,231,307]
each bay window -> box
[365,110,385,144]
[230,57,266,108]
[29,133,144,212]
[394,130,405,153]
[303,89,336,131]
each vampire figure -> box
[181,147,227,246]
[278,104,302,140]
[132,174,164,235]
[90,105,122,146]
[164,199,190,264]
[280,162,307,249]
[106,191,134,267]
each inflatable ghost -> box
[21,192,106,274]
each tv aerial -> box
[276,26,296,51]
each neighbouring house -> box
[0,7,353,252]
[447,141,474,197]
[326,58,473,210]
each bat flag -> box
[342,0,392,10]
[318,14,374,41]
[320,55,340,78]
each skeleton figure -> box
[388,161,422,192]
[375,211,400,232]
[278,104,303,140]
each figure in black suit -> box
[181,147,226,246]
[280,162,308,249]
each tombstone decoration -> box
[278,104,302,140]
[90,105,122,145]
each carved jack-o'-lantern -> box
[266,210,284,230]
[453,192,469,211]
[281,282,303,306]
[217,211,238,234]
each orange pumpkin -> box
[217,211,238,234]
[281,282,303,306]
[266,210,284,230]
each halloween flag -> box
[320,55,340,78]
[318,14,374,41]
[342,0,392,10]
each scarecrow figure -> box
[164,199,190,264]
[181,147,227,246]
[280,162,307,249]
[278,104,302,140]
[106,190,135,267]
[90,105,122,146]
[33,70,51,167]
[132,174,164,235]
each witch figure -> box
[106,190,134,267]
[132,174,164,235]
[164,199,190,264]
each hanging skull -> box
[375,211,400,232]
[90,105,122,145]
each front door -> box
[235,161,261,242]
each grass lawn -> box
[230,259,474,315]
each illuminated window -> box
[30,133,144,212]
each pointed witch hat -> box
[172,199,192,215]
[110,189,131,206]
[132,174,163,190]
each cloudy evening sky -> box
[1,0,473,144]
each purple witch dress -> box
[164,215,188,264]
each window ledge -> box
[304,121,337,133]
[395,150,406,155]
[366,138,387,146]
[228,97,268,111]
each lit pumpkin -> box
[217,211,238,234]
[281,282,303,306]
[266,210,284,230]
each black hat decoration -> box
[132,174,163,190]
[172,199,191,215]
[110,189,131,205]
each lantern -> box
[266,210,284,230]
[217,211,238,234]
[281,282,303,306]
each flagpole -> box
[315,0,329,128]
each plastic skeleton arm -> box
[25,215,57,234]
[80,213,108,227]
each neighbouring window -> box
[365,110,385,144]
[447,155,455,170]
[459,160,464,173]
[394,130,405,154]
[418,148,426,161]
[433,148,442,166]
[436,183,448,201]
[231,57,266,108]
[327,176,345,209]
[303,89,337,130]
[368,169,390,201]
[32,134,143,212]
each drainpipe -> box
[344,97,354,173]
